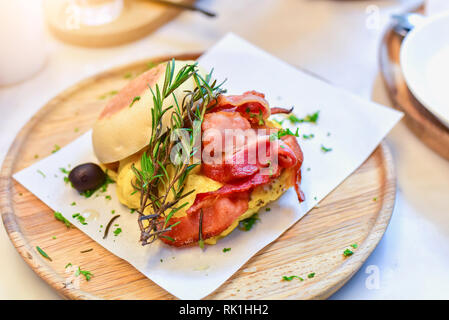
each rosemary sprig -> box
[132,59,225,246]
[132,60,224,245]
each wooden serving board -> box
[379,8,449,161]
[0,54,396,300]
[44,0,196,48]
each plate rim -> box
[0,55,396,300]
[400,11,449,127]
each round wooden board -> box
[379,6,449,161]
[44,0,196,48]
[0,54,396,300]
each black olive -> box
[68,163,105,193]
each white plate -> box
[400,12,449,127]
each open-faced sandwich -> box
[91,60,304,247]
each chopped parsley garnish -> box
[321,145,332,153]
[288,111,319,124]
[74,127,79,132]
[72,213,87,225]
[54,211,71,228]
[146,61,157,69]
[307,272,315,279]
[80,189,95,198]
[98,90,118,100]
[124,72,133,79]
[265,207,271,212]
[245,107,265,125]
[373,197,378,201]
[65,263,72,269]
[238,213,259,231]
[37,170,46,178]
[223,248,231,253]
[70,202,76,206]
[343,249,353,257]
[113,227,122,236]
[79,172,114,198]
[258,110,265,125]
[60,168,71,185]
[130,96,141,107]
[350,243,358,249]
[270,128,299,141]
[34,154,39,159]
[75,267,93,281]
[287,114,301,123]
[282,275,304,281]
[52,236,56,240]
[51,144,61,153]
[60,167,70,174]
[272,118,285,125]
[36,246,52,261]
[111,210,115,214]
[302,133,314,139]
[101,173,115,192]
[80,190,97,198]
[130,209,136,214]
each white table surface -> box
[1,0,449,300]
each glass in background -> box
[0,0,47,86]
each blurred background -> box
[1,0,449,299]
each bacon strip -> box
[208,91,271,124]
[282,135,305,202]
[161,192,250,247]
[270,107,293,115]
[160,173,275,246]
[160,91,305,247]
[161,136,302,246]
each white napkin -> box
[14,33,402,299]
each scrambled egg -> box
[112,151,222,214]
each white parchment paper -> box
[13,33,402,299]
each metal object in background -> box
[146,0,216,18]
[392,13,425,36]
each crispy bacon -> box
[202,112,251,157]
[161,192,250,247]
[160,172,279,246]
[160,91,304,246]
[201,135,297,183]
[270,107,293,115]
[282,135,305,202]
[208,91,270,124]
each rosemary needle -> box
[103,215,120,239]
[145,0,216,18]
[36,246,52,261]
